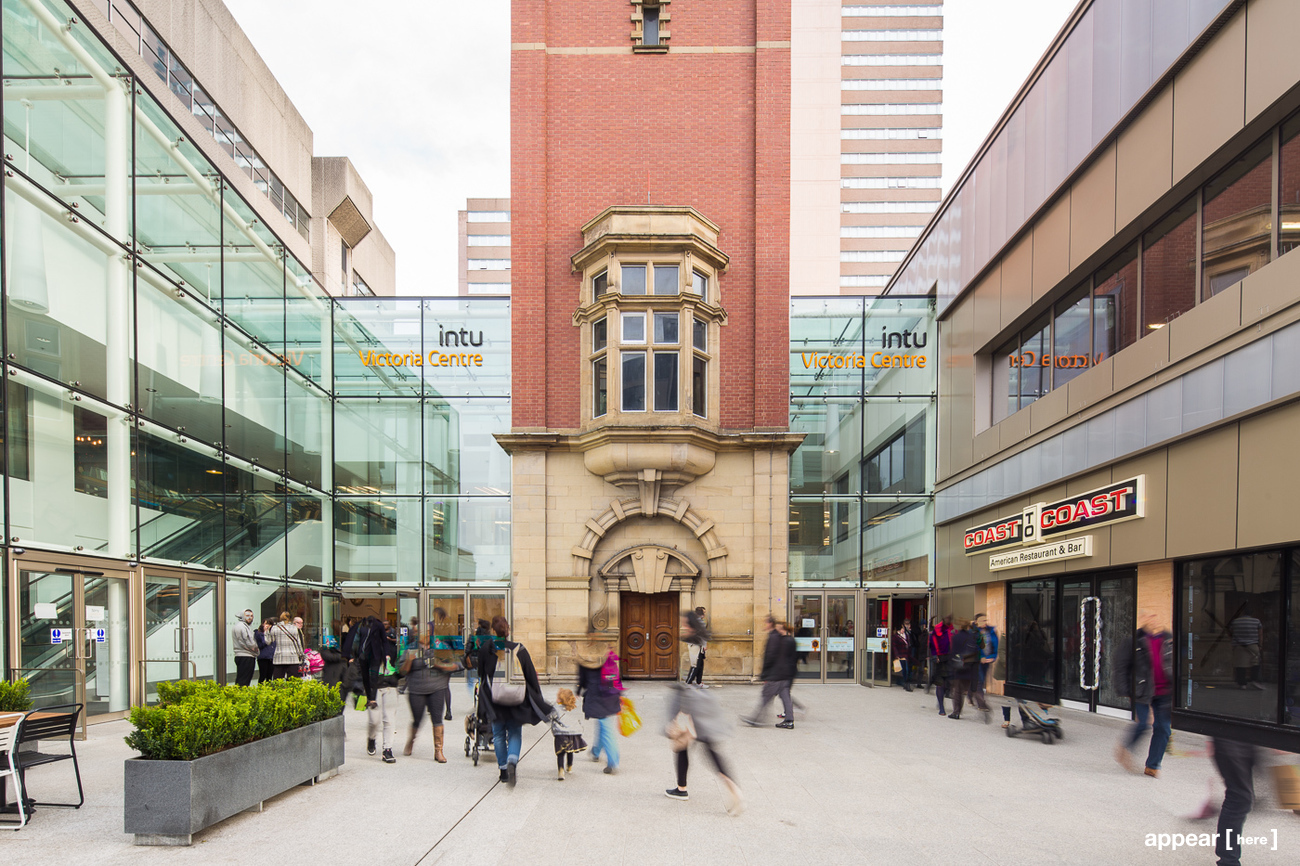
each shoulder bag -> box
[488,644,526,705]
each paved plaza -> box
[3,683,1297,865]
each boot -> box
[403,726,416,757]
[433,725,447,763]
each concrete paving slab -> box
[2,682,1296,866]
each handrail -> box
[9,668,88,740]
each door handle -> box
[174,628,182,654]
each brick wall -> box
[510,0,791,431]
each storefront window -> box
[1179,553,1283,723]
[1287,550,1300,728]
[1007,579,1056,693]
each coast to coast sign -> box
[962,476,1144,569]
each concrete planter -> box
[124,713,345,846]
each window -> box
[593,317,607,352]
[841,104,944,116]
[621,265,646,295]
[843,54,943,66]
[593,270,608,297]
[341,241,349,277]
[692,356,706,417]
[643,5,660,46]
[653,312,678,344]
[594,359,608,417]
[692,318,707,351]
[654,353,678,411]
[1202,138,1272,300]
[690,270,708,299]
[467,235,510,246]
[621,312,646,343]
[1051,284,1091,389]
[1142,197,1196,331]
[467,211,510,222]
[1278,116,1300,258]
[653,264,679,295]
[1093,244,1137,359]
[622,353,646,412]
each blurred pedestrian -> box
[255,618,276,683]
[477,616,553,786]
[574,633,623,774]
[432,607,456,720]
[1210,737,1261,866]
[929,615,953,715]
[742,615,796,729]
[549,688,588,780]
[891,623,913,692]
[269,612,304,680]
[465,618,491,702]
[664,680,743,815]
[319,635,346,696]
[685,606,709,685]
[232,609,258,687]
[975,613,998,695]
[949,617,990,722]
[359,619,400,763]
[400,628,462,762]
[1113,613,1174,777]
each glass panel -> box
[693,318,706,351]
[1142,197,1197,332]
[223,575,283,684]
[1052,284,1092,389]
[643,6,660,44]
[1180,553,1282,723]
[1007,579,1056,692]
[789,499,859,582]
[1201,138,1273,299]
[224,335,286,474]
[333,299,424,397]
[621,265,647,295]
[621,312,646,344]
[286,375,328,490]
[1093,243,1138,359]
[17,570,77,711]
[1016,315,1050,411]
[423,400,458,495]
[792,595,823,679]
[134,428,227,568]
[427,497,510,582]
[334,400,424,495]
[1096,575,1135,711]
[1287,550,1300,727]
[135,260,225,446]
[421,298,510,398]
[790,399,864,495]
[285,257,329,386]
[8,384,121,552]
[692,356,705,417]
[4,185,131,405]
[653,264,679,294]
[334,498,423,583]
[863,500,932,586]
[594,359,608,416]
[82,575,130,715]
[1060,580,1090,705]
[653,352,678,411]
[448,398,510,495]
[221,187,286,347]
[142,574,181,703]
[790,297,866,398]
[469,593,509,678]
[287,492,331,583]
[826,595,856,679]
[223,470,286,578]
[593,271,608,297]
[993,338,1017,422]
[653,312,679,344]
[1278,115,1300,261]
[593,317,607,352]
[622,352,646,412]
[690,270,707,299]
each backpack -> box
[303,648,325,674]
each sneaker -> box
[366,738,377,756]
[507,762,517,786]
[949,713,961,720]
[720,776,745,816]
[775,720,794,729]
[603,766,618,775]
[664,788,689,801]
[499,768,509,783]
[382,748,396,764]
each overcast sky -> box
[224,0,1078,295]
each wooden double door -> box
[621,592,679,679]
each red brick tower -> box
[503,0,798,680]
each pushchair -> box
[464,678,494,765]
[1004,698,1063,744]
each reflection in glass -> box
[621,265,646,294]
[1093,244,1137,358]
[1142,197,1197,331]
[1202,138,1272,299]
[335,498,423,583]
[1007,579,1056,692]
[1278,116,1300,261]
[1052,284,1091,389]
[427,498,510,583]
[334,400,424,495]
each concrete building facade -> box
[904,0,1300,749]
[459,198,512,296]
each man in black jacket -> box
[1113,613,1175,778]
[742,615,797,729]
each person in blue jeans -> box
[575,634,624,774]
[477,616,552,786]
[1113,614,1174,777]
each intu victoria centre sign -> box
[962,476,1144,571]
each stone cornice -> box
[494,426,805,455]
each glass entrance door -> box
[792,593,824,680]
[12,564,133,730]
[143,570,219,703]
[791,591,859,683]
[1060,574,1135,717]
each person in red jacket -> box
[929,615,953,716]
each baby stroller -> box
[1005,699,1063,744]
[464,679,494,765]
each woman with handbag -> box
[664,679,743,815]
[270,613,304,680]
[477,615,553,786]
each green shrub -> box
[0,678,33,712]
[125,678,343,761]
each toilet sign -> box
[50,627,66,644]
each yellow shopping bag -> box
[619,696,642,737]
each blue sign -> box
[50,627,65,644]
[93,628,107,643]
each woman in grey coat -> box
[664,612,744,815]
